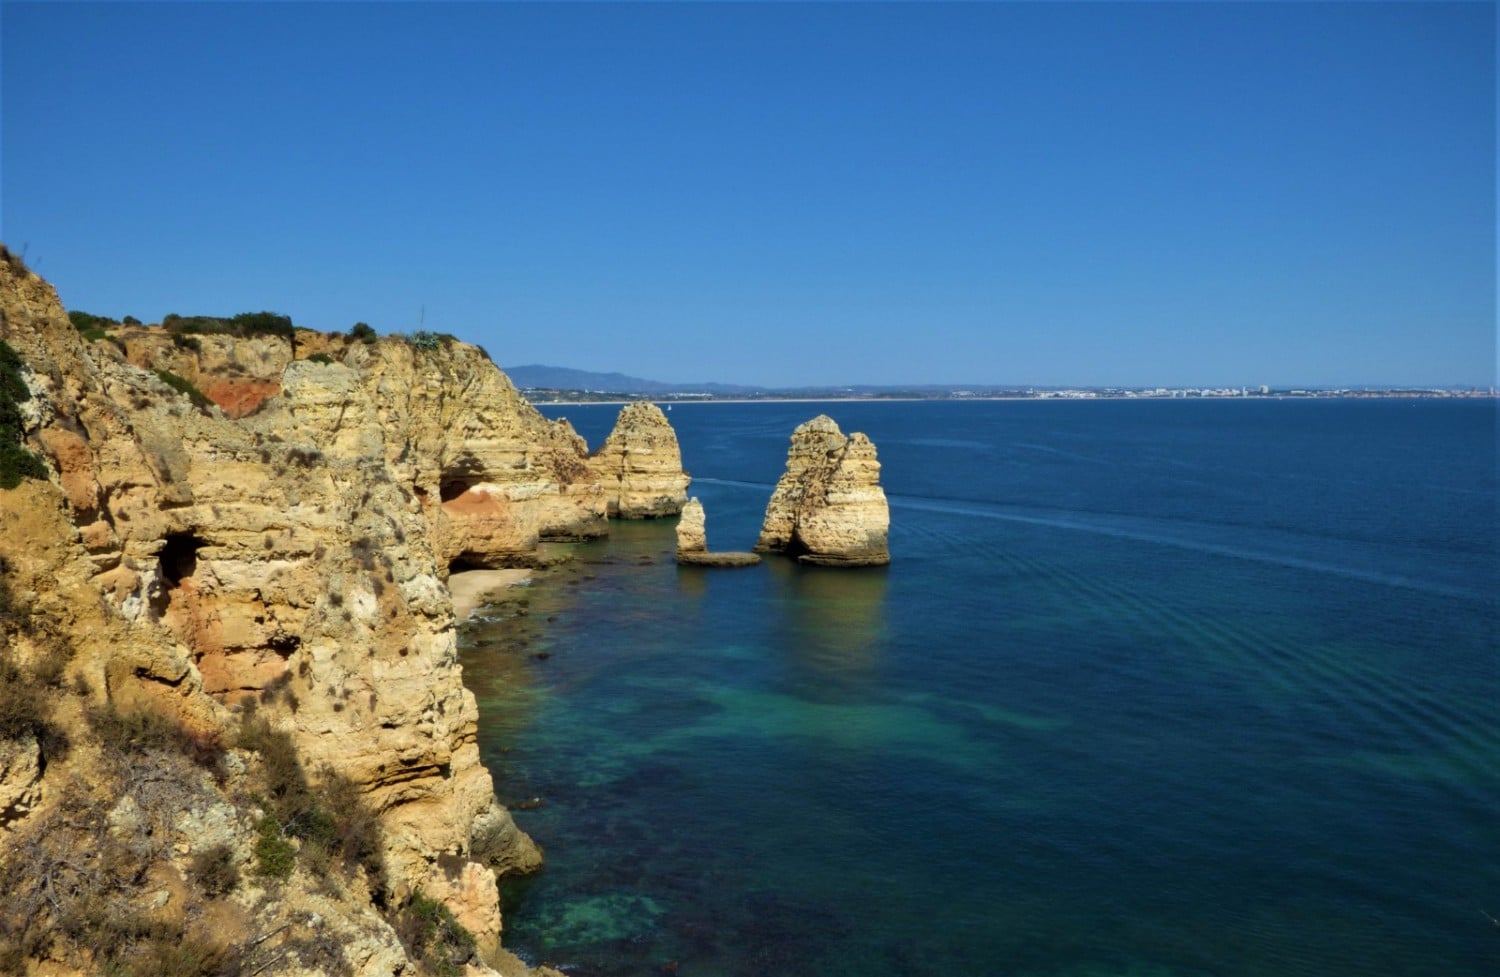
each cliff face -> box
[586,401,690,518]
[0,248,566,976]
[754,415,890,567]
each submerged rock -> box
[755,415,890,567]
[587,401,690,518]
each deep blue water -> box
[461,399,1499,977]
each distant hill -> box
[502,364,763,396]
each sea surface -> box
[460,399,1499,977]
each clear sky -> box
[2,2,1493,388]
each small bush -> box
[0,339,47,489]
[253,814,295,879]
[349,322,377,343]
[231,311,294,340]
[67,310,116,332]
[0,657,47,740]
[171,333,202,353]
[29,640,73,688]
[394,890,476,977]
[122,315,141,326]
[87,703,224,772]
[236,713,385,890]
[307,353,334,365]
[237,713,308,810]
[0,441,47,489]
[187,844,239,897]
[153,369,212,411]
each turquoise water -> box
[462,400,1499,977]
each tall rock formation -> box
[676,497,709,555]
[586,401,690,518]
[755,415,890,567]
[0,246,563,977]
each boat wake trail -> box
[887,494,1493,603]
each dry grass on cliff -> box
[0,692,383,977]
[0,605,381,976]
[0,616,464,977]
[0,703,242,976]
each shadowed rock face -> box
[755,415,890,567]
[0,247,558,973]
[587,401,690,518]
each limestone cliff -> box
[586,401,690,518]
[754,415,891,567]
[0,247,564,977]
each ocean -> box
[459,399,1499,977]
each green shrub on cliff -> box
[0,339,47,489]
[237,710,386,886]
[67,310,117,332]
[349,322,377,343]
[253,814,296,879]
[152,369,212,412]
[163,310,296,342]
[394,890,476,977]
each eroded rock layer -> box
[755,414,891,567]
[586,401,690,518]
[0,247,566,976]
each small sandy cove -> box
[449,568,532,619]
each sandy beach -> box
[449,568,532,619]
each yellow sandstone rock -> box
[755,415,891,567]
[586,401,690,518]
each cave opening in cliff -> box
[159,533,203,586]
[448,554,488,573]
[150,532,205,618]
[440,477,479,503]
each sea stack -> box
[588,401,691,518]
[755,415,890,567]
[677,496,709,554]
[676,497,760,567]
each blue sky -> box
[2,2,1493,388]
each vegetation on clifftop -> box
[163,310,296,342]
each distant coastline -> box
[523,387,1498,406]
[505,363,1495,404]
